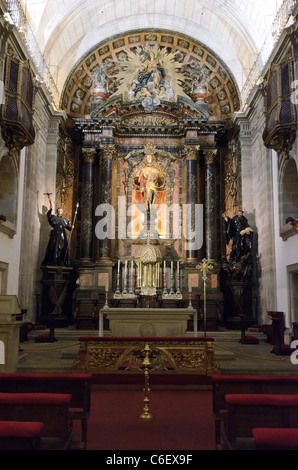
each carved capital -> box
[100,144,117,159]
[82,147,96,163]
[184,145,200,161]
[204,149,217,165]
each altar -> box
[99,307,194,337]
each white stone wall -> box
[17,87,65,322]
[235,91,277,325]
[235,78,298,328]
[0,145,26,297]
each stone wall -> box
[235,92,277,325]
[18,89,66,321]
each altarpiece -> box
[41,31,253,334]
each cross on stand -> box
[196,258,214,338]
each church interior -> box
[0,0,298,452]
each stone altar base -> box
[99,308,192,337]
[73,337,220,376]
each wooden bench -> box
[223,394,298,449]
[0,393,72,449]
[252,428,298,450]
[0,373,92,448]
[0,421,44,450]
[212,374,298,447]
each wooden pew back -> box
[0,373,92,447]
[212,374,298,447]
[224,394,298,447]
[0,393,72,447]
[212,374,298,416]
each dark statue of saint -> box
[42,201,72,266]
[223,210,253,263]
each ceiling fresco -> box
[61,30,240,121]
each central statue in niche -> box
[134,154,166,211]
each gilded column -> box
[80,147,95,262]
[98,145,116,260]
[185,146,199,262]
[204,149,217,262]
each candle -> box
[125,260,127,276]
[177,261,179,275]
[131,260,133,271]
[164,260,166,271]
[189,284,192,293]
[106,280,109,292]
[117,260,120,274]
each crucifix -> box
[196,258,214,338]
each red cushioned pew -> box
[0,373,92,448]
[0,393,72,450]
[252,428,298,450]
[223,394,298,450]
[0,421,44,450]
[212,374,298,448]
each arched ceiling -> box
[60,30,240,121]
[23,0,282,103]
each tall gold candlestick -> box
[140,343,152,421]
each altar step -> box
[16,327,298,379]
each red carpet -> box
[73,389,215,451]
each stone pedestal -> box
[223,278,255,329]
[0,295,23,372]
[40,266,76,327]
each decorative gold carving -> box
[61,31,239,120]
[204,149,217,165]
[73,338,220,375]
[223,140,240,215]
[183,145,200,160]
[122,114,177,127]
[100,145,117,159]
[82,147,96,162]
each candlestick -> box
[123,260,128,294]
[140,343,152,421]
[163,260,167,294]
[129,260,134,294]
[170,261,174,295]
[176,261,181,295]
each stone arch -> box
[0,153,19,226]
[279,157,298,228]
[60,29,240,121]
